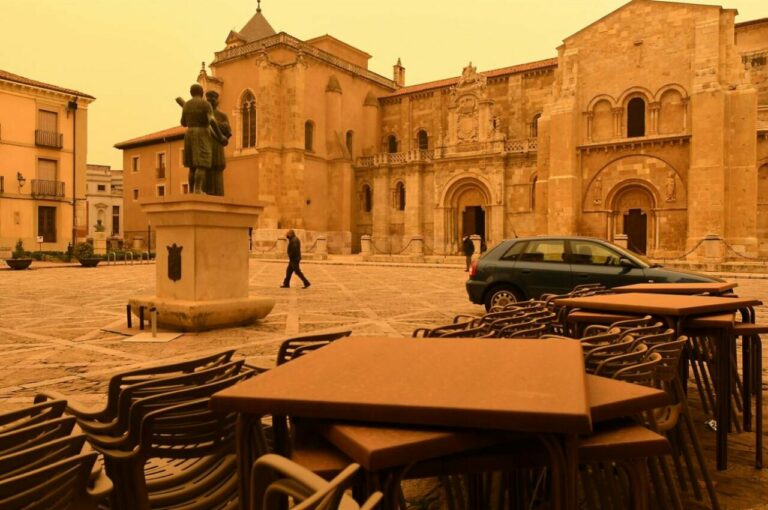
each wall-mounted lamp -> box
[16,172,26,190]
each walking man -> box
[281,230,311,288]
[462,235,475,272]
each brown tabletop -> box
[611,282,737,295]
[310,374,668,471]
[555,292,761,318]
[211,336,592,434]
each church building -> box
[117,0,768,260]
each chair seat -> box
[578,421,670,463]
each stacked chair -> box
[0,400,112,509]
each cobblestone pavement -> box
[0,259,766,508]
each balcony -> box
[356,149,435,168]
[35,130,63,149]
[31,179,65,198]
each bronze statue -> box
[205,90,231,196]
[179,84,213,194]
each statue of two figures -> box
[176,84,232,195]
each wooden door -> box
[623,209,647,254]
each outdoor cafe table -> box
[554,292,763,470]
[611,282,737,295]
[211,336,595,510]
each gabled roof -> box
[563,0,723,43]
[238,10,276,42]
[114,126,185,150]
[0,68,95,99]
[736,17,768,29]
[382,58,558,98]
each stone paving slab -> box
[0,259,766,509]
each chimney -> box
[393,58,405,88]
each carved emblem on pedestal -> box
[167,243,183,282]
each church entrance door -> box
[462,206,486,245]
[624,208,647,254]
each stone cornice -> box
[211,32,396,90]
[578,134,691,154]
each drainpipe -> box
[68,97,78,249]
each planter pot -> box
[78,258,102,268]
[5,258,33,270]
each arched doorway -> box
[612,185,655,254]
[441,177,492,254]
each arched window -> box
[387,134,398,154]
[417,130,428,150]
[362,184,372,212]
[395,181,405,210]
[530,113,541,138]
[346,130,354,156]
[305,121,314,151]
[241,91,256,148]
[530,176,537,210]
[627,97,646,138]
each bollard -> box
[150,307,158,338]
[361,235,372,255]
[126,304,132,329]
[316,235,328,255]
[139,306,145,331]
[410,235,424,256]
[613,234,628,250]
[470,234,482,256]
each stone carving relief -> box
[457,95,479,143]
[446,62,492,151]
[665,171,676,202]
[593,177,602,205]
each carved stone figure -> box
[206,90,232,196]
[593,176,602,205]
[179,84,213,194]
[666,170,676,202]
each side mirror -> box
[619,257,637,269]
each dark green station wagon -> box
[466,236,721,310]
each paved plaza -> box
[1,259,767,508]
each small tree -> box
[11,240,27,259]
[74,241,95,260]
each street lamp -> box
[16,172,26,190]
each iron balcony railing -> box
[35,130,63,149]
[31,179,65,198]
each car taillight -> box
[469,260,478,277]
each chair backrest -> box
[0,452,97,510]
[607,315,653,330]
[104,370,254,455]
[106,359,245,435]
[0,400,66,434]
[94,350,236,423]
[647,337,688,383]
[0,434,86,481]
[612,352,662,386]
[0,416,76,456]
[277,331,352,366]
[593,343,649,377]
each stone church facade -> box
[119,0,768,260]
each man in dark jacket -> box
[462,235,475,272]
[281,229,311,288]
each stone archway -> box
[611,185,656,254]
[439,177,493,254]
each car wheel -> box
[484,286,523,311]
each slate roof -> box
[114,126,185,149]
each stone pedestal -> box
[703,234,724,261]
[470,234,482,255]
[93,232,107,255]
[130,197,274,331]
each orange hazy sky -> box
[1,0,765,169]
